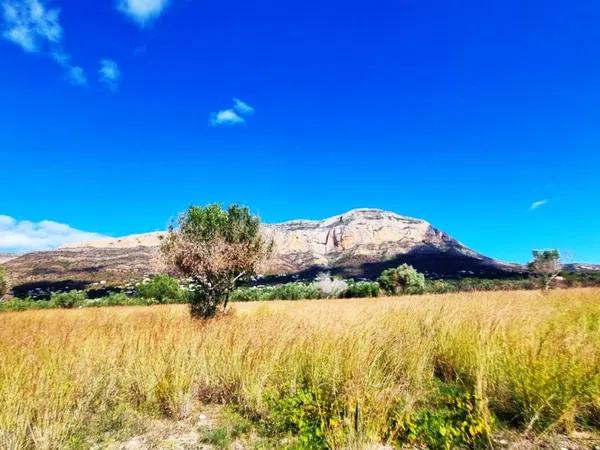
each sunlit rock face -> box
[260,209,484,275]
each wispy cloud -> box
[233,97,255,115]
[210,109,245,126]
[117,0,170,26]
[1,0,86,85]
[66,65,86,85]
[529,199,548,211]
[0,215,108,253]
[210,98,255,127]
[98,58,121,91]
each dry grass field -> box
[1,289,600,449]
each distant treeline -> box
[2,269,599,313]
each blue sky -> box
[0,0,599,263]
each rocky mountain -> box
[3,209,520,295]
[562,263,600,272]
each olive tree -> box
[162,204,271,318]
[528,249,561,290]
[377,263,425,295]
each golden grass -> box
[1,289,600,449]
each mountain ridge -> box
[4,208,521,294]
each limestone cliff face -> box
[260,209,485,275]
[4,209,513,291]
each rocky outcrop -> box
[4,208,518,293]
[259,209,501,277]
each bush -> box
[83,293,159,308]
[274,282,320,300]
[265,386,343,449]
[424,280,457,294]
[51,290,86,309]
[389,386,492,450]
[377,264,425,295]
[229,286,272,302]
[137,274,183,303]
[344,281,380,298]
[0,297,55,312]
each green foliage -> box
[276,282,321,300]
[229,283,321,302]
[528,249,562,290]
[84,292,159,308]
[343,281,380,298]
[424,277,537,294]
[377,264,425,295]
[0,297,56,312]
[230,280,379,302]
[137,274,183,303]
[560,270,600,287]
[199,426,232,449]
[0,266,7,298]
[199,409,253,449]
[180,203,261,244]
[51,290,87,309]
[265,386,343,449]
[162,203,270,318]
[390,387,492,450]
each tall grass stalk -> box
[0,289,599,448]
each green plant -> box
[377,264,425,295]
[0,297,55,312]
[162,204,271,318]
[265,386,342,449]
[51,290,86,309]
[528,249,562,290]
[199,426,232,449]
[389,387,492,450]
[344,281,380,298]
[137,274,183,303]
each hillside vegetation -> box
[1,289,600,448]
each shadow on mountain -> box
[257,246,522,285]
[11,280,93,299]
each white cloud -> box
[2,0,85,85]
[210,109,245,126]
[98,58,121,91]
[232,97,255,116]
[67,65,86,85]
[1,0,61,51]
[529,199,548,211]
[0,215,109,253]
[210,98,255,127]
[117,0,170,26]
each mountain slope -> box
[4,209,518,294]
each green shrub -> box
[137,274,183,303]
[51,290,86,309]
[229,286,272,302]
[424,280,457,294]
[275,282,321,300]
[265,386,343,449]
[344,281,380,298]
[84,294,159,308]
[0,297,55,312]
[377,264,425,295]
[389,387,492,450]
